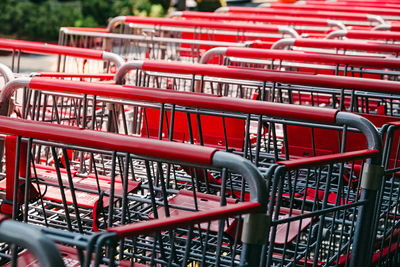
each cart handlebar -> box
[326,29,400,40]
[278,149,379,170]
[0,116,218,166]
[267,3,400,17]
[175,11,343,28]
[114,60,400,95]
[107,202,261,238]
[119,16,298,36]
[216,6,384,23]
[35,72,115,79]
[200,47,400,68]
[0,63,14,84]
[0,38,124,67]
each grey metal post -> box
[0,219,65,267]
[336,112,383,267]
[213,151,268,267]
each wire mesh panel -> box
[263,150,381,266]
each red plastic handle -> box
[293,39,400,53]
[278,149,379,170]
[37,73,115,80]
[61,27,110,33]
[227,7,371,21]
[140,60,400,94]
[0,117,217,166]
[224,48,400,68]
[388,22,400,31]
[269,3,400,16]
[306,0,400,8]
[180,11,331,26]
[0,38,104,59]
[123,16,281,33]
[107,202,260,238]
[29,77,338,124]
[344,30,400,41]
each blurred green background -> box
[0,0,169,42]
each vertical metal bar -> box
[182,226,194,267]
[29,153,48,227]
[107,151,117,228]
[62,148,83,233]
[254,115,263,166]
[51,147,73,231]
[23,138,33,223]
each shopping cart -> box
[0,76,385,205]
[168,11,347,37]
[259,3,400,19]
[0,215,64,266]
[199,47,400,80]
[111,59,400,112]
[215,6,386,27]
[0,115,382,266]
[305,0,400,8]
[0,116,268,266]
[258,2,400,21]
[17,146,383,267]
[0,38,123,75]
[0,63,14,87]
[58,16,298,62]
[271,38,400,57]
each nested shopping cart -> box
[168,11,347,37]
[111,59,400,113]
[199,47,400,80]
[10,151,383,267]
[270,38,400,57]
[0,64,390,266]
[0,116,268,266]
[58,16,298,62]
[215,6,386,27]
[0,38,123,76]
[0,112,382,266]
[305,0,400,8]
[258,2,400,21]
[325,29,400,44]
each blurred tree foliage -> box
[0,0,168,42]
